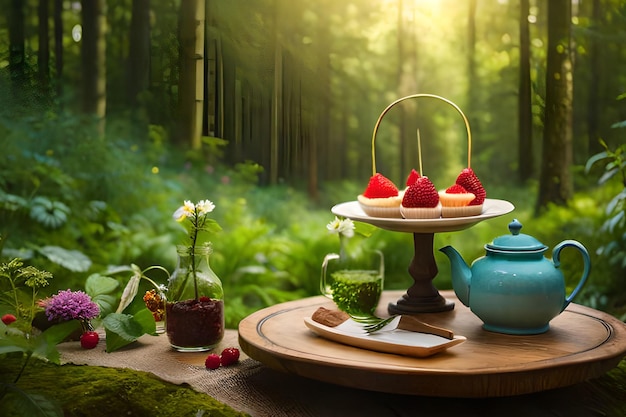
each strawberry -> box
[405,169,421,186]
[445,184,469,194]
[220,347,240,366]
[362,173,398,199]
[1,314,16,325]
[455,168,486,205]
[205,353,221,370]
[402,177,439,208]
[80,331,99,349]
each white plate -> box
[304,316,466,358]
[331,198,514,233]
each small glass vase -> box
[165,244,224,352]
[143,289,166,334]
[320,239,384,320]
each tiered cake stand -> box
[347,93,514,313]
[332,198,514,314]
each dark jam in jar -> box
[165,298,224,350]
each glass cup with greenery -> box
[320,217,384,320]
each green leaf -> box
[104,265,134,275]
[103,310,155,352]
[202,218,223,234]
[36,246,92,272]
[85,273,119,315]
[116,268,141,314]
[0,389,63,417]
[85,273,119,295]
[134,307,157,335]
[354,221,377,238]
[584,151,608,173]
[0,334,31,355]
[42,320,81,347]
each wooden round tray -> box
[238,290,626,398]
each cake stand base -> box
[388,293,454,314]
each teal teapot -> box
[440,219,591,335]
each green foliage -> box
[0,259,52,333]
[0,386,63,417]
[585,139,626,270]
[84,274,120,317]
[0,259,82,417]
[82,266,168,352]
[102,309,156,353]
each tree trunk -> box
[536,0,573,213]
[587,0,603,156]
[54,0,63,99]
[81,0,107,134]
[466,0,478,161]
[396,0,419,182]
[128,0,151,106]
[467,0,477,106]
[397,0,407,179]
[8,0,25,90]
[270,34,282,185]
[178,0,205,149]
[38,0,50,91]
[518,0,533,182]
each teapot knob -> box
[508,219,523,236]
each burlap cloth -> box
[59,330,622,417]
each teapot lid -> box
[486,219,548,252]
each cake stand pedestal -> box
[389,232,454,313]
[331,198,515,314]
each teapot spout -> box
[439,246,472,307]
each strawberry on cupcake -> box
[446,167,486,217]
[400,176,442,219]
[357,173,402,218]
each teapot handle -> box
[553,240,591,311]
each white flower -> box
[173,200,195,222]
[195,200,215,216]
[326,216,355,238]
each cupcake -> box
[454,167,486,215]
[357,173,402,218]
[400,176,442,219]
[439,184,481,217]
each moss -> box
[0,355,249,417]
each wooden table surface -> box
[238,290,626,398]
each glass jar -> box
[320,239,384,320]
[165,244,224,352]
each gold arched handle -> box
[370,94,472,175]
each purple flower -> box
[45,289,100,322]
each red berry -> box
[220,347,240,367]
[402,177,439,208]
[198,296,211,302]
[80,331,99,349]
[1,314,16,325]
[362,173,399,199]
[205,353,221,370]
[445,184,469,194]
[405,169,421,186]
[455,168,486,205]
